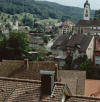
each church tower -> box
[84,0,90,20]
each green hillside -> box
[0,0,95,23]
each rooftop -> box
[85,80,100,97]
[0,60,58,81]
[0,77,66,102]
[52,34,93,52]
[76,20,100,27]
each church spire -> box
[84,0,90,8]
[83,0,90,20]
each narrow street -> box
[45,39,54,51]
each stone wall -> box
[59,70,86,95]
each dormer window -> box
[40,70,55,95]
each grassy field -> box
[38,18,58,24]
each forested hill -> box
[0,0,95,22]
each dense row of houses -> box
[28,33,44,48]
[76,20,100,35]
[0,0,100,101]
[51,34,95,67]
[0,60,99,101]
[50,0,100,68]
[51,35,100,68]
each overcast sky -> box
[41,0,100,10]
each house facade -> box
[51,34,94,67]
[51,34,69,67]
[76,20,100,35]
[93,36,100,68]
[28,33,44,48]
[59,20,75,35]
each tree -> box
[7,32,29,59]
[79,57,94,77]
[5,23,12,31]
[33,46,49,61]
[0,33,7,60]
[0,32,30,60]
[22,15,33,26]
[41,35,50,43]
[36,25,46,33]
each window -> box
[86,9,88,14]
[95,56,100,65]
[97,27,100,30]
[93,27,96,30]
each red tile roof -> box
[62,21,75,26]
[85,80,100,97]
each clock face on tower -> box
[85,9,88,17]
[85,14,88,17]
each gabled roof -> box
[52,34,93,52]
[76,20,100,27]
[79,34,93,52]
[0,77,69,102]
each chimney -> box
[40,70,55,95]
[24,59,29,70]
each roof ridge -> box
[0,77,41,83]
[0,77,64,85]
[55,82,65,85]
[2,60,57,63]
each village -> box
[0,0,100,102]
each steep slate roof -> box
[61,34,93,52]
[52,33,93,52]
[0,60,58,81]
[51,34,69,49]
[0,77,67,102]
[59,70,86,95]
[63,34,85,48]
[76,20,100,27]
[79,34,93,52]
